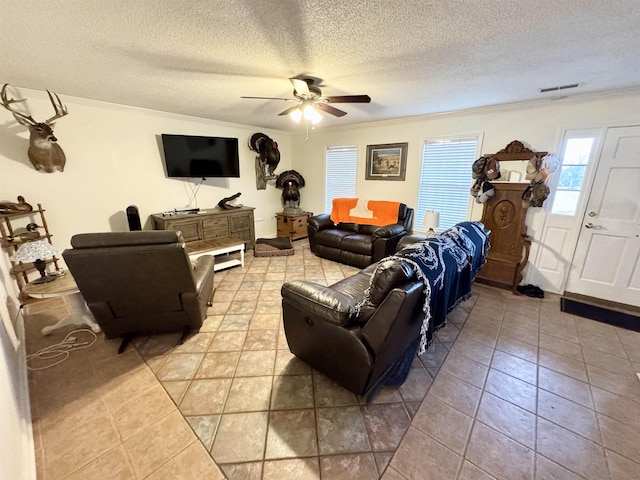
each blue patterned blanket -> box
[387,221,490,353]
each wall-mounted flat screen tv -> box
[161,134,240,178]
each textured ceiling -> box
[2,0,640,132]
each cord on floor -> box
[27,328,98,370]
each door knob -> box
[584,223,600,229]
[588,211,597,217]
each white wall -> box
[0,89,291,479]
[0,90,291,257]
[291,91,640,289]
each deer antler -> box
[1,83,37,126]
[45,89,68,124]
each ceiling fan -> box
[241,77,371,124]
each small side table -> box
[276,212,310,240]
[23,273,101,336]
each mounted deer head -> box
[1,83,68,173]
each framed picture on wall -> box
[365,143,408,180]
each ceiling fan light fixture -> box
[289,107,303,123]
[303,104,323,125]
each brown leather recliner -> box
[63,231,215,352]
[281,257,425,401]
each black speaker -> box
[126,205,142,231]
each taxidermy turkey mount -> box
[241,77,371,119]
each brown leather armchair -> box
[63,231,215,352]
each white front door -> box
[565,125,640,306]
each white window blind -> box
[417,137,479,231]
[325,145,357,213]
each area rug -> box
[560,297,640,332]
[254,237,294,257]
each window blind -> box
[325,145,357,213]
[417,137,479,231]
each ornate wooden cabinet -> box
[475,183,531,291]
[475,141,546,293]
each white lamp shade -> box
[423,211,440,230]
[10,240,59,263]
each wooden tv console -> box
[151,206,255,250]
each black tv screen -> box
[161,134,240,178]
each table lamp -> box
[10,239,59,284]
[423,210,440,237]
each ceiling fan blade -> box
[241,96,296,101]
[325,95,371,103]
[290,78,310,96]
[278,105,302,116]
[315,103,347,117]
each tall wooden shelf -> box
[0,203,59,293]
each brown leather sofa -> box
[307,203,414,268]
[281,257,424,400]
[63,230,215,352]
[282,221,490,400]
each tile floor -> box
[24,240,640,479]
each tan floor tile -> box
[496,335,538,363]
[211,411,269,463]
[44,409,121,480]
[411,394,473,454]
[539,333,584,361]
[537,417,608,479]
[195,351,241,378]
[418,341,449,368]
[606,449,640,480]
[112,383,176,440]
[362,402,412,452]
[265,409,318,459]
[145,439,225,479]
[374,452,394,475]
[316,406,372,455]
[484,368,537,413]
[476,392,536,448]
[313,373,359,407]
[270,374,314,410]
[208,331,247,351]
[225,376,273,412]
[382,465,410,479]
[154,352,204,381]
[250,313,281,330]
[219,314,252,331]
[538,348,588,382]
[592,386,640,428]
[458,460,497,479]
[583,347,635,374]
[319,453,379,479]
[398,366,432,401]
[123,410,196,479]
[428,371,482,416]
[179,378,232,415]
[219,461,263,480]
[586,364,640,400]
[161,380,189,405]
[262,458,320,480]
[449,337,495,365]
[390,426,462,480]
[233,349,275,377]
[440,351,489,387]
[534,454,583,480]
[64,445,136,480]
[172,331,215,353]
[185,414,220,451]
[274,349,312,375]
[467,421,534,480]
[537,389,600,443]
[491,350,537,385]
[598,413,640,463]
[539,367,593,408]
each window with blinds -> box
[325,145,357,213]
[417,137,480,232]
